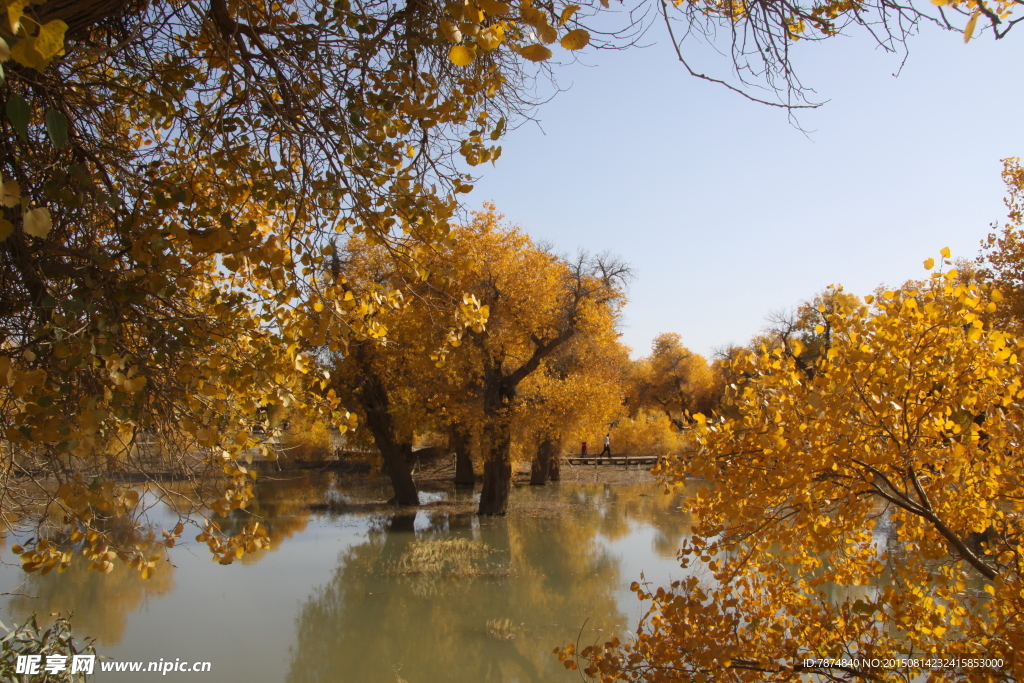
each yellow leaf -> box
[477,27,502,50]
[814,324,825,334]
[448,44,476,66]
[537,23,558,44]
[964,12,978,42]
[1,179,20,207]
[440,19,463,43]
[23,207,51,238]
[7,0,26,33]
[0,37,9,63]
[559,4,581,25]
[34,20,68,61]
[10,36,46,71]
[0,219,11,242]
[520,3,549,28]
[940,246,951,258]
[923,257,935,270]
[517,43,552,61]
[478,0,511,15]
[560,28,590,50]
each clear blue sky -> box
[466,21,1024,359]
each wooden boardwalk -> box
[565,455,659,466]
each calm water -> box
[0,474,697,682]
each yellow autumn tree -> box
[329,205,630,508]
[981,157,1024,328]
[565,254,1024,682]
[514,324,632,484]
[0,0,513,573]
[629,333,721,428]
[444,208,630,515]
[325,233,478,506]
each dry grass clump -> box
[485,617,517,640]
[389,538,505,578]
[386,537,508,598]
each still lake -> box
[0,473,697,682]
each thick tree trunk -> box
[529,437,555,485]
[451,426,476,487]
[549,451,561,482]
[377,439,419,506]
[38,0,136,39]
[479,457,512,515]
[351,347,419,506]
[478,382,514,515]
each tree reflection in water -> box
[285,483,694,683]
[1,476,694,679]
[8,551,175,647]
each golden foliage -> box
[981,157,1024,327]
[569,259,1024,681]
[330,205,630,509]
[276,411,338,463]
[629,333,722,427]
[600,411,688,458]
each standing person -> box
[581,441,588,455]
[600,433,611,457]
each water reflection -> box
[0,475,694,682]
[8,555,175,647]
[285,511,626,683]
[283,482,695,683]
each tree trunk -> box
[452,426,476,487]
[351,347,419,506]
[378,439,419,506]
[479,457,512,515]
[38,0,136,39]
[529,437,555,485]
[478,382,514,515]
[549,442,561,482]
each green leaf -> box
[6,95,29,142]
[45,108,68,148]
